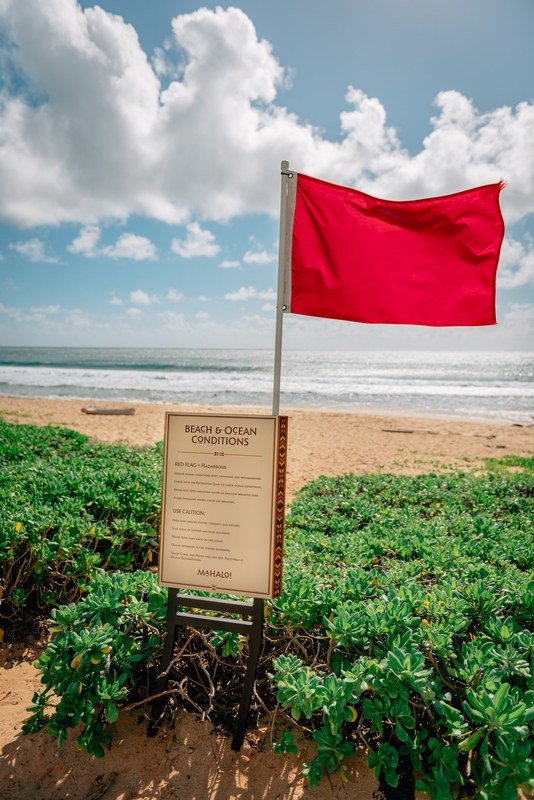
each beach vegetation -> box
[0,420,161,620]
[3,420,534,798]
[270,464,534,798]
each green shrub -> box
[14,418,534,797]
[269,465,534,797]
[0,420,162,619]
[22,570,167,757]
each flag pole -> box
[272,160,290,416]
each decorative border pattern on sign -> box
[272,415,288,597]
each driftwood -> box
[81,406,135,416]
[382,428,439,435]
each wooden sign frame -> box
[159,412,287,599]
[150,412,288,748]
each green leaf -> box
[459,729,483,753]
[105,701,119,724]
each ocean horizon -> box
[0,346,533,425]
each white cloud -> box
[262,303,276,311]
[225,285,276,302]
[197,295,209,302]
[68,225,101,256]
[156,310,188,330]
[2,295,533,350]
[243,250,277,265]
[498,236,534,288]
[225,286,256,302]
[102,233,156,261]
[130,289,159,305]
[167,288,183,302]
[0,302,43,323]
[196,310,210,319]
[256,288,277,300]
[64,309,89,327]
[31,304,60,314]
[497,303,534,340]
[67,226,156,260]
[219,260,240,269]
[0,301,90,327]
[0,3,532,229]
[171,223,220,258]
[109,296,123,305]
[0,303,19,320]
[9,238,58,262]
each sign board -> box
[159,413,288,599]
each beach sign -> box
[159,412,287,599]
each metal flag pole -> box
[149,161,293,752]
[272,160,291,416]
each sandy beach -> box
[1,396,533,800]
[1,396,533,500]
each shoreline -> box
[1,395,532,499]
[4,391,531,425]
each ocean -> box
[0,347,533,424]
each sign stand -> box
[148,161,290,749]
[147,591,263,750]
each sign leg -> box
[231,598,264,751]
[148,592,265,750]
[147,588,178,737]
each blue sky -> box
[0,0,533,350]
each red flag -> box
[284,173,505,327]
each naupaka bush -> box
[0,419,161,619]
[270,463,534,798]
[6,418,534,798]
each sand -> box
[1,636,379,800]
[1,396,533,800]
[0,396,533,499]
